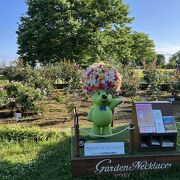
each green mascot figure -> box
[82,63,123,137]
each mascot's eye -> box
[98,92,101,95]
[106,93,109,95]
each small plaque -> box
[14,112,22,118]
[84,142,125,156]
[79,139,85,148]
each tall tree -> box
[170,50,180,64]
[166,50,180,68]
[17,0,133,66]
[131,32,156,66]
[156,54,166,67]
[103,26,134,65]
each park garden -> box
[0,0,180,179]
[0,60,180,179]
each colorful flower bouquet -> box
[82,63,122,94]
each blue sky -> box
[125,0,180,58]
[0,0,180,65]
[0,0,27,65]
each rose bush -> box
[4,82,44,113]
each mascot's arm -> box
[87,106,94,122]
[109,98,123,110]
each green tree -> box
[166,59,176,69]
[166,50,180,68]
[103,27,134,65]
[143,62,161,97]
[131,32,156,66]
[169,50,180,64]
[156,54,166,67]
[17,0,133,66]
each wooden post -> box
[75,123,80,157]
[73,107,78,127]
[73,107,80,157]
[129,123,134,155]
[111,110,114,127]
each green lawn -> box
[0,125,180,180]
[0,125,72,180]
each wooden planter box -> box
[71,104,180,177]
[71,152,180,177]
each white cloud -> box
[155,43,180,55]
[155,43,180,61]
[0,54,18,66]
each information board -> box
[132,101,177,151]
[135,103,177,134]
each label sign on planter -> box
[94,159,173,177]
[84,142,125,156]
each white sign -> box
[95,159,172,177]
[84,142,125,156]
[14,112,22,121]
[167,98,175,104]
[153,110,165,133]
[15,113,22,118]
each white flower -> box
[89,79,97,86]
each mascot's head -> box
[82,63,122,95]
[92,89,112,106]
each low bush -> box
[158,69,175,84]
[4,82,44,112]
[58,61,83,92]
[0,125,68,142]
[52,90,65,103]
[118,65,141,97]
[168,74,180,96]
[131,96,144,102]
[2,61,53,95]
[143,62,161,96]
[0,86,8,106]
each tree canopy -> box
[170,50,180,64]
[166,50,180,68]
[156,54,166,67]
[131,32,156,66]
[17,0,156,66]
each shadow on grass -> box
[0,136,72,180]
[0,132,180,180]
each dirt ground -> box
[0,92,180,129]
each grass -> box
[0,125,179,180]
[0,125,72,180]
